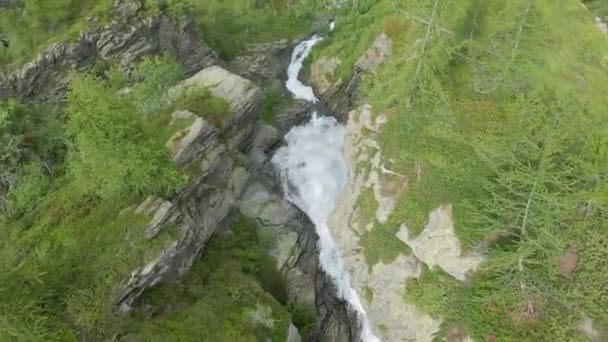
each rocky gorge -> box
[2,1,608,341]
[0,1,362,340]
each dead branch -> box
[521,181,537,237]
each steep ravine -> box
[273,33,380,342]
[0,2,365,340]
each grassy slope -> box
[313,0,608,340]
[0,0,314,70]
[0,0,114,69]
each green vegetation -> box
[359,219,411,268]
[0,0,114,68]
[0,1,315,339]
[356,187,410,267]
[314,0,608,339]
[164,85,231,126]
[0,55,224,339]
[287,302,317,340]
[0,0,315,71]
[261,86,294,124]
[584,0,608,18]
[362,286,374,303]
[184,0,314,60]
[66,73,184,198]
[124,217,294,341]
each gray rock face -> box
[115,66,263,311]
[310,32,393,120]
[116,116,242,311]
[181,65,264,150]
[246,124,281,167]
[0,0,217,101]
[239,180,318,306]
[238,170,359,342]
[232,39,292,86]
[287,323,303,342]
[112,66,356,341]
[273,100,313,135]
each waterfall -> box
[272,32,380,342]
[285,35,322,102]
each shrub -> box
[66,74,184,198]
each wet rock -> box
[232,39,292,85]
[273,100,312,135]
[238,175,359,341]
[246,124,281,167]
[310,270,359,342]
[239,180,318,306]
[287,322,302,342]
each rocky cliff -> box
[0,1,359,340]
[0,0,216,101]
[113,64,358,341]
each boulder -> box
[181,66,264,150]
[246,124,281,167]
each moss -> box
[355,187,378,228]
[261,87,294,125]
[356,187,410,268]
[164,86,231,126]
[125,217,293,341]
[288,302,316,340]
[359,219,411,269]
[362,286,374,303]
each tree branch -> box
[474,0,533,94]
[409,0,439,103]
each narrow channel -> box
[272,31,381,342]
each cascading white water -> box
[273,33,381,342]
[285,35,322,102]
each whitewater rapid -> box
[272,33,380,342]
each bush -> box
[66,73,184,198]
[131,55,185,115]
[127,216,292,341]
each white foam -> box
[278,25,380,342]
[272,115,380,342]
[286,35,323,102]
